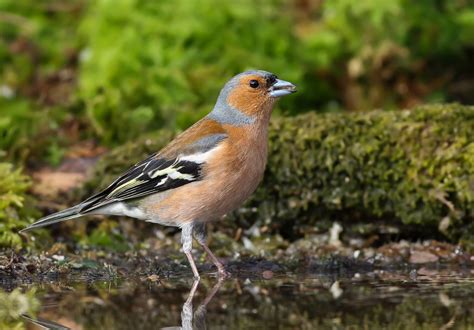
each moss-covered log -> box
[84,104,474,243]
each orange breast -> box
[141,124,269,226]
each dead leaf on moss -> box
[65,141,107,159]
[32,170,86,198]
[409,250,439,264]
[31,152,103,198]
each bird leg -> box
[200,243,228,276]
[182,223,200,279]
[193,222,230,278]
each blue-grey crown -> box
[207,70,277,126]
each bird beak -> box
[268,79,297,98]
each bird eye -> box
[249,80,259,88]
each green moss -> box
[0,0,86,163]
[82,104,474,242]
[78,221,130,253]
[78,0,299,144]
[0,163,38,248]
[0,288,39,329]
[254,104,474,239]
[78,0,474,144]
[2,0,474,163]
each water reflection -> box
[21,278,224,330]
[8,268,474,329]
[162,278,223,330]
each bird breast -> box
[141,125,269,225]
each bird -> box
[21,70,296,278]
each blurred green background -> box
[2,0,474,161]
[1,0,474,249]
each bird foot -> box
[216,267,231,279]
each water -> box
[13,267,474,329]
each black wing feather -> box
[79,155,202,213]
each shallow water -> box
[13,266,474,329]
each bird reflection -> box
[21,313,70,330]
[162,278,223,330]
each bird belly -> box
[142,173,262,225]
[92,202,148,220]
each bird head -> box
[210,70,296,125]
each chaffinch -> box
[22,70,296,278]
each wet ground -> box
[3,260,474,329]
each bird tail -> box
[20,205,83,233]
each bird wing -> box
[79,156,200,212]
[79,133,227,213]
[20,124,228,233]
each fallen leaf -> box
[409,250,439,264]
[32,170,86,197]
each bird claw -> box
[217,268,231,279]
